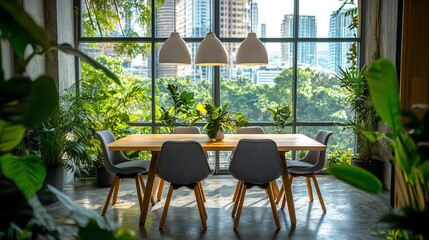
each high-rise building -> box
[260,23,266,38]
[280,15,317,67]
[328,9,356,72]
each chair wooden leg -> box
[194,186,207,229]
[311,175,326,212]
[112,178,121,205]
[232,181,242,202]
[157,179,165,201]
[275,185,284,204]
[231,181,243,217]
[135,176,144,214]
[266,186,281,229]
[234,185,247,229]
[198,181,206,203]
[159,185,174,229]
[306,177,314,202]
[270,181,280,198]
[139,175,156,206]
[281,177,293,209]
[102,176,118,216]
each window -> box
[78,0,360,173]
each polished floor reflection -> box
[47,174,390,239]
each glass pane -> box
[299,0,358,38]
[81,0,151,37]
[155,43,213,128]
[296,126,355,166]
[220,42,293,122]
[157,0,211,38]
[79,42,153,123]
[295,42,352,122]
[220,0,294,38]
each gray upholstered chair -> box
[231,126,265,202]
[229,139,282,229]
[277,130,334,212]
[96,130,154,216]
[156,126,206,202]
[157,141,211,230]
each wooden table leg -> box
[139,151,159,225]
[279,151,296,225]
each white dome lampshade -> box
[236,32,268,66]
[159,32,191,65]
[195,32,228,66]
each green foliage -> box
[327,165,382,194]
[0,154,45,199]
[327,148,354,166]
[79,56,151,167]
[0,0,129,238]
[330,59,429,239]
[336,66,379,161]
[197,102,248,139]
[267,104,292,133]
[81,0,165,58]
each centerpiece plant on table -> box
[196,102,248,141]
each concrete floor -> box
[47,174,390,240]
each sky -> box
[256,0,356,38]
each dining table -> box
[108,133,327,226]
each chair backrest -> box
[174,126,201,134]
[229,139,282,185]
[96,130,129,174]
[157,141,210,185]
[300,130,334,171]
[236,126,265,134]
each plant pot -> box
[37,166,64,204]
[214,130,224,141]
[97,166,114,187]
[352,158,384,184]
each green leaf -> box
[367,59,401,134]
[55,43,121,85]
[0,154,46,199]
[327,165,382,194]
[0,0,51,55]
[380,207,429,238]
[0,120,26,151]
[23,75,59,128]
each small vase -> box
[215,130,224,141]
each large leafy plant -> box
[267,104,292,134]
[328,59,429,238]
[0,0,133,238]
[336,66,379,161]
[159,84,199,133]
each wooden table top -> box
[109,133,326,152]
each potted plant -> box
[24,92,91,203]
[335,66,383,182]
[196,102,248,141]
[267,104,292,134]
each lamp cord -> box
[250,0,253,33]
[210,0,212,32]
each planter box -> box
[352,159,384,185]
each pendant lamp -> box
[159,0,191,65]
[236,0,268,66]
[195,0,227,66]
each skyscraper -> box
[328,8,356,72]
[280,15,317,67]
